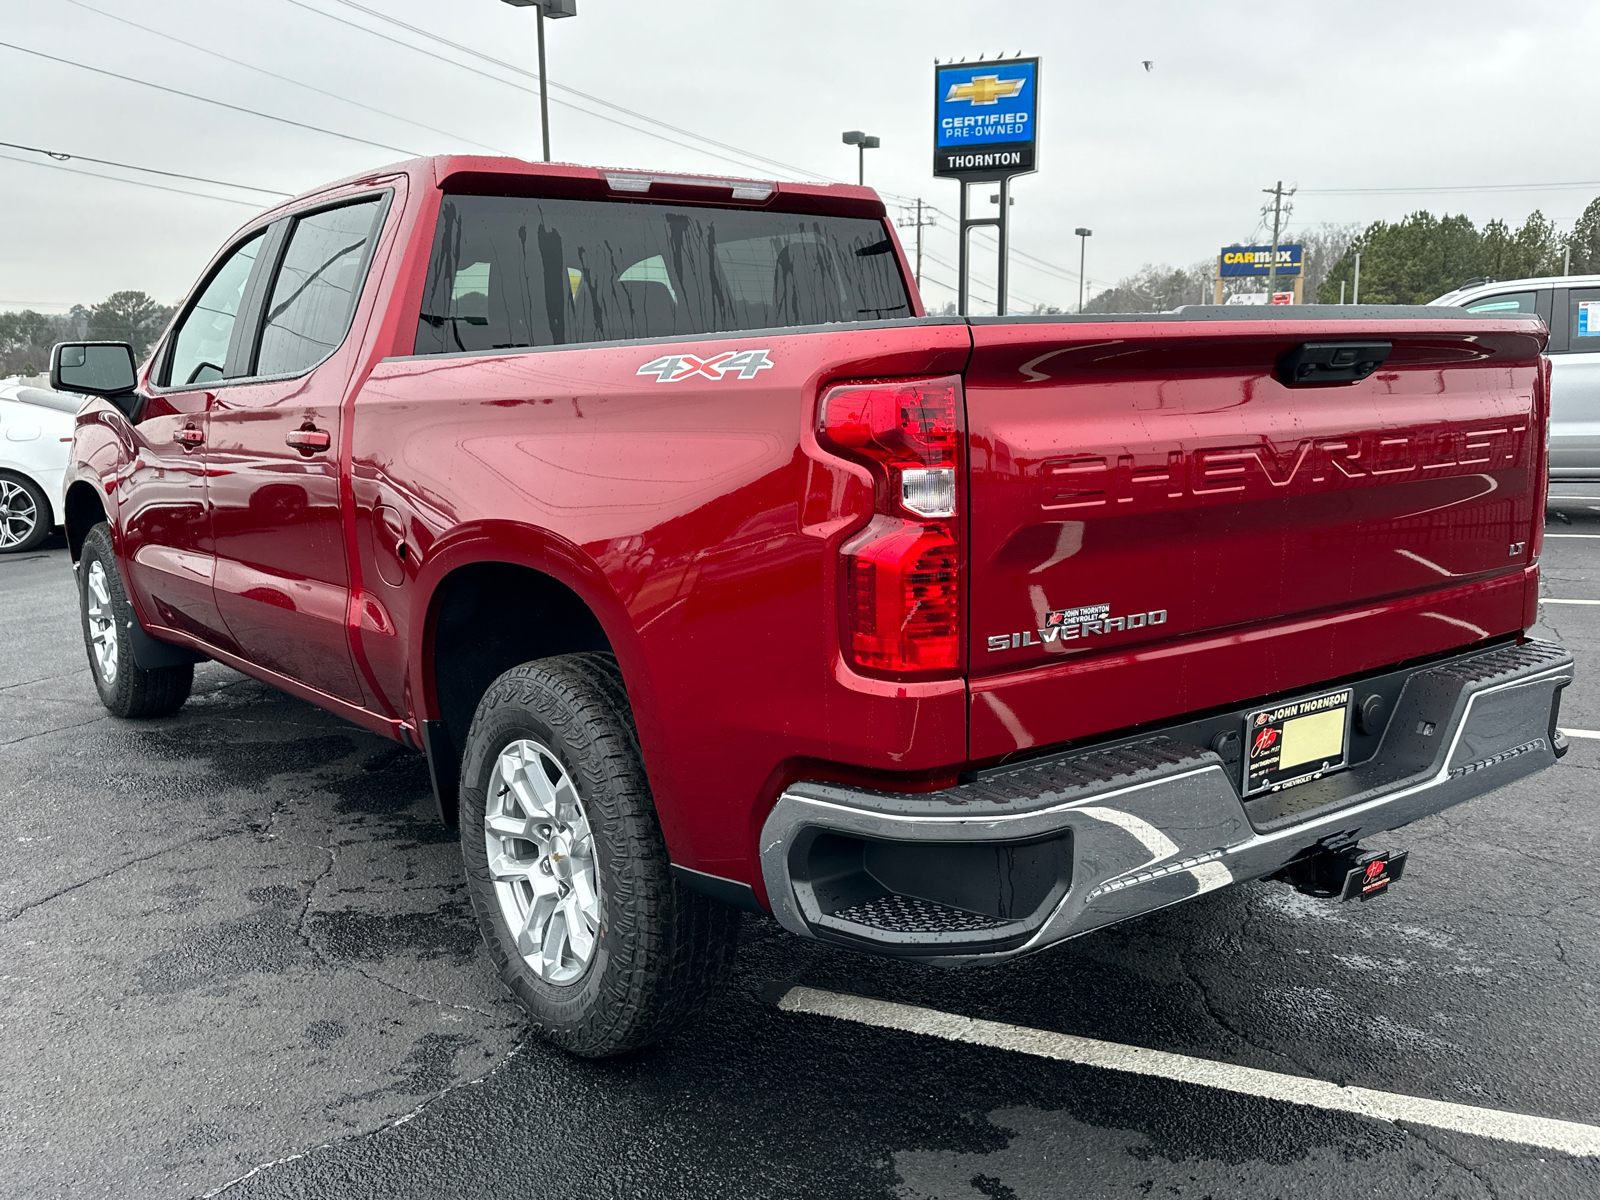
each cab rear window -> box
[413,194,911,355]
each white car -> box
[0,378,83,552]
[1431,275,1600,481]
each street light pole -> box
[501,0,577,163]
[535,9,550,161]
[1074,228,1092,313]
[841,130,880,185]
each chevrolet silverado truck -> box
[53,156,1573,1057]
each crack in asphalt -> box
[292,842,501,1021]
[1176,954,1322,1080]
[0,666,90,693]
[1408,1127,1504,1199]
[197,1034,531,1198]
[4,832,210,923]
[0,712,111,748]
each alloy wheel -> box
[485,738,600,984]
[0,479,39,549]
[85,560,119,685]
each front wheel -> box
[0,471,51,553]
[459,653,740,1057]
[78,523,193,718]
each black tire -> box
[0,470,51,553]
[460,652,740,1057]
[78,523,193,719]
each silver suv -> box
[1431,276,1600,481]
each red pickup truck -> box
[54,156,1573,1056]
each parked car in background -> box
[0,378,82,552]
[1432,275,1600,481]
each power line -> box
[916,198,1084,284]
[59,0,509,155]
[921,247,1053,311]
[314,0,842,183]
[0,39,415,156]
[1302,181,1600,196]
[274,0,815,181]
[0,139,290,197]
[0,151,266,208]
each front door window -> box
[165,231,265,387]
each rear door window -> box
[1565,288,1600,353]
[1463,290,1537,315]
[414,195,911,355]
[255,197,385,377]
[164,230,265,388]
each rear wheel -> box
[460,652,740,1057]
[78,523,193,718]
[0,471,50,553]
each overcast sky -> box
[4,0,1597,315]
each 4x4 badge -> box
[637,348,774,383]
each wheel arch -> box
[412,522,662,827]
[63,479,110,562]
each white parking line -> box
[778,986,1600,1157]
[1562,728,1600,740]
[1541,598,1600,605]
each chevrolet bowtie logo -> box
[945,74,1024,106]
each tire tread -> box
[79,523,192,719]
[461,652,738,1056]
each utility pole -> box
[897,200,937,292]
[1353,252,1362,304]
[1262,179,1296,301]
[1566,246,1573,276]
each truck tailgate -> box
[964,315,1547,760]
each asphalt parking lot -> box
[4,496,1599,1200]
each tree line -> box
[1081,195,1600,313]
[1319,196,1600,303]
[0,292,172,379]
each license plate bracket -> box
[1242,687,1354,797]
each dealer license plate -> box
[1242,687,1353,797]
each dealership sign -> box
[934,58,1039,179]
[1219,245,1303,277]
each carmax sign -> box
[1219,245,1303,277]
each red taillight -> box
[818,376,964,676]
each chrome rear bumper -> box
[759,640,1573,965]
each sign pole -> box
[957,182,970,316]
[934,55,1039,319]
[997,176,1010,316]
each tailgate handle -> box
[1276,341,1392,386]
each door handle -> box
[286,427,332,452]
[172,425,204,448]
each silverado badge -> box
[986,603,1168,651]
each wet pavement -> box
[3,498,1599,1199]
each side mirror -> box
[50,342,138,397]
